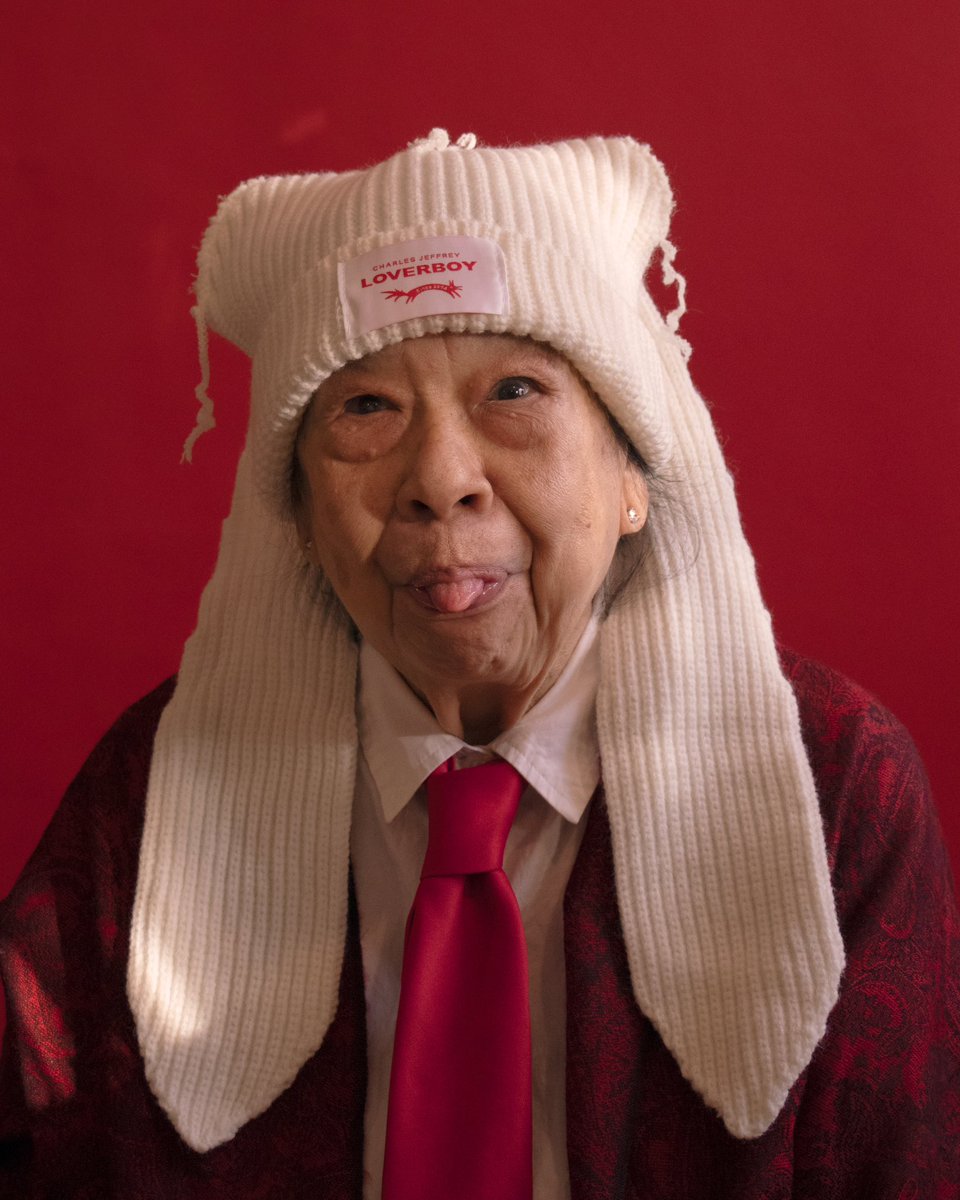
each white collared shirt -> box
[352,618,602,1200]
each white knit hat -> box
[129,128,844,1153]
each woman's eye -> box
[343,393,387,415]
[492,377,536,401]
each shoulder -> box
[0,682,179,1174]
[65,678,178,799]
[780,651,958,1037]
[778,650,940,881]
[780,648,927,791]
[2,679,177,919]
[780,654,960,1182]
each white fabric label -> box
[338,235,507,340]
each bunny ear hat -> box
[128,129,843,1153]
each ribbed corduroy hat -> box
[129,129,844,1153]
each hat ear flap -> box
[629,148,691,362]
[630,144,675,265]
[196,176,318,357]
[194,182,252,351]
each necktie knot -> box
[422,759,524,877]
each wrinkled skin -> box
[295,333,647,742]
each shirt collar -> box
[358,617,601,824]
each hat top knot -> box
[409,127,477,151]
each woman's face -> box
[295,333,647,739]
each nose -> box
[395,409,494,522]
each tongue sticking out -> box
[422,578,487,613]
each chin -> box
[396,614,531,689]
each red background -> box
[2,0,958,943]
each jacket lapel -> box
[564,789,647,1200]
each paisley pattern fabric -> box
[565,653,960,1198]
[2,654,958,1198]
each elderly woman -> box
[1,130,957,1199]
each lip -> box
[403,566,510,615]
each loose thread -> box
[410,128,450,151]
[181,304,216,463]
[408,129,477,151]
[659,238,693,362]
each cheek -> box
[520,462,621,584]
[305,476,384,593]
[540,433,625,539]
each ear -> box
[619,466,649,536]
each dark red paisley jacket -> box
[1,653,958,1198]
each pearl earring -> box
[627,508,640,525]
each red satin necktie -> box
[381,757,533,1200]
